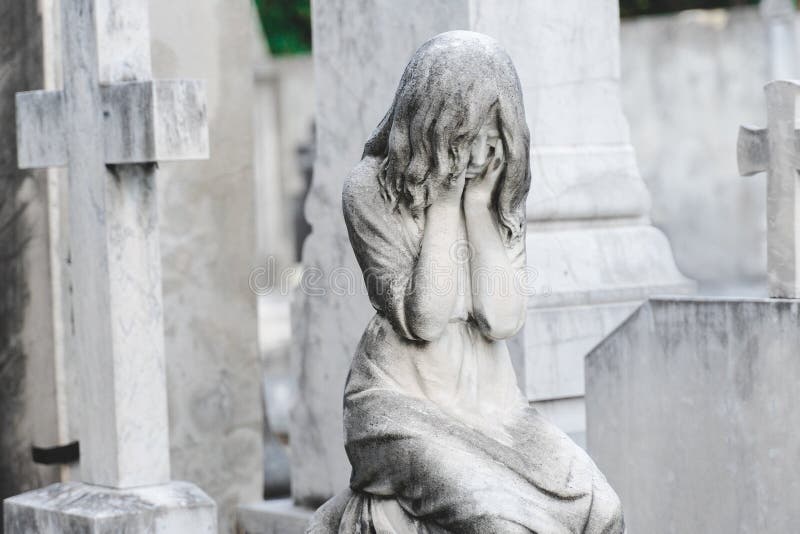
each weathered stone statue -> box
[309,31,624,533]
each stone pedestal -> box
[586,298,800,533]
[4,482,216,533]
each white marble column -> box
[289,0,690,509]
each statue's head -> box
[364,30,531,244]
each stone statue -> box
[308,31,625,534]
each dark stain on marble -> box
[0,1,45,531]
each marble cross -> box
[15,0,208,488]
[738,80,800,299]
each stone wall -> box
[586,298,800,533]
[149,1,263,531]
[621,7,772,293]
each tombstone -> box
[4,0,216,531]
[292,0,690,507]
[587,298,800,533]
[586,79,800,533]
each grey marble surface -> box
[4,481,216,534]
[588,297,800,534]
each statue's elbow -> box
[475,307,525,340]
[407,314,447,342]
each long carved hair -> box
[363,31,531,245]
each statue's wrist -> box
[463,194,491,212]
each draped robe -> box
[307,157,625,534]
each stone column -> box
[290,0,690,509]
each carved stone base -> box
[3,481,216,534]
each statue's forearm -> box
[405,201,461,341]
[464,202,525,339]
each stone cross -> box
[738,80,800,299]
[15,0,208,488]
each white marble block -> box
[586,298,800,533]
[4,482,216,534]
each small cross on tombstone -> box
[15,0,206,489]
[738,80,800,299]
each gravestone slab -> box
[587,298,800,533]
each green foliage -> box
[621,0,762,17]
[254,0,311,55]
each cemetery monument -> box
[308,31,624,534]
[4,0,216,531]
[288,6,692,517]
